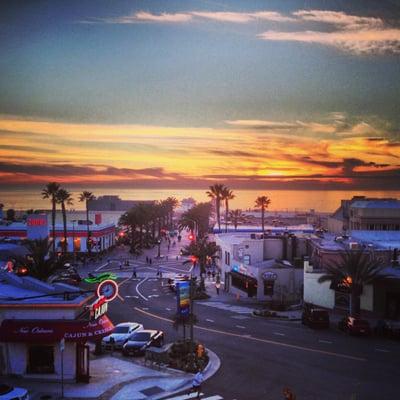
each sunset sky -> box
[0,0,399,190]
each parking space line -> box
[274,332,285,336]
[236,325,246,329]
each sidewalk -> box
[8,348,220,400]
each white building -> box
[0,271,114,382]
[215,231,309,302]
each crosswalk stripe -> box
[164,392,204,399]
[204,396,223,400]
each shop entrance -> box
[76,344,90,383]
[231,272,257,298]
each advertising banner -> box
[176,280,190,317]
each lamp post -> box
[71,219,76,264]
[157,238,161,258]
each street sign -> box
[176,280,190,317]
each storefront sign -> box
[89,296,108,319]
[232,263,254,277]
[26,214,48,240]
[262,271,278,281]
[0,316,115,343]
[176,280,190,317]
[96,279,119,302]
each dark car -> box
[338,316,371,336]
[48,268,82,286]
[122,330,164,356]
[302,304,330,329]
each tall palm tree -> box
[79,191,95,254]
[229,209,246,231]
[206,184,225,233]
[221,187,235,233]
[255,195,271,233]
[56,188,73,254]
[178,203,212,239]
[164,196,179,228]
[318,250,389,317]
[42,182,60,255]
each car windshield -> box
[130,332,151,341]
[114,326,130,334]
[0,384,12,395]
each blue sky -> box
[0,0,399,189]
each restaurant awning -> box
[0,315,114,343]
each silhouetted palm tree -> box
[56,188,73,254]
[206,184,225,233]
[179,203,212,239]
[42,182,60,255]
[318,250,389,317]
[255,195,271,232]
[221,187,235,233]
[229,209,246,230]
[79,191,95,254]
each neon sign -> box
[96,279,119,302]
[90,296,108,319]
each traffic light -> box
[188,233,195,241]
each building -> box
[0,214,116,253]
[0,271,114,382]
[327,196,400,234]
[304,231,400,319]
[215,230,311,302]
[88,195,154,211]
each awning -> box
[230,271,257,284]
[0,315,114,343]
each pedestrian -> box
[146,256,149,264]
[207,269,211,280]
[157,266,161,277]
[189,369,204,399]
[119,261,123,270]
[166,255,168,261]
[132,266,137,278]
[283,387,296,400]
[212,270,216,281]
[215,281,221,295]
[149,258,152,265]
[176,255,179,261]
[168,243,170,251]
[172,241,176,247]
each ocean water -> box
[1,188,400,213]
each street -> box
[88,239,400,400]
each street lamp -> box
[157,238,161,258]
[71,219,77,264]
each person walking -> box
[215,281,221,295]
[149,258,152,265]
[146,256,149,264]
[189,369,204,399]
[132,266,137,278]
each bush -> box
[168,339,209,373]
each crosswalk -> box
[196,301,254,315]
[164,392,223,400]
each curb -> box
[252,311,302,321]
[154,347,221,400]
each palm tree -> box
[255,195,271,233]
[229,209,246,230]
[179,203,212,239]
[206,184,225,233]
[317,250,389,317]
[56,188,73,254]
[23,238,59,281]
[164,197,179,229]
[181,236,220,292]
[221,187,235,233]
[42,182,60,255]
[79,191,95,254]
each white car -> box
[102,322,143,350]
[0,384,29,400]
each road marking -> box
[319,340,332,344]
[206,319,215,323]
[375,348,389,353]
[134,307,367,362]
[95,262,110,272]
[165,307,171,311]
[235,325,246,329]
[273,332,285,336]
[142,307,149,311]
[164,393,204,400]
[205,396,223,400]
[148,294,159,298]
[135,277,149,301]
[125,295,139,299]
[152,288,158,291]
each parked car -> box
[0,384,29,400]
[301,304,330,329]
[122,330,165,356]
[338,316,371,336]
[167,274,189,292]
[102,322,144,350]
[48,267,82,286]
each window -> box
[243,254,251,265]
[27,345,54,374]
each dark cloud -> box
[342,158,389,174]
[0,144,57,154]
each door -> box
[76,344,90,383]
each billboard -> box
[176,280,190,317]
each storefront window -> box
[27,345,54,374]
